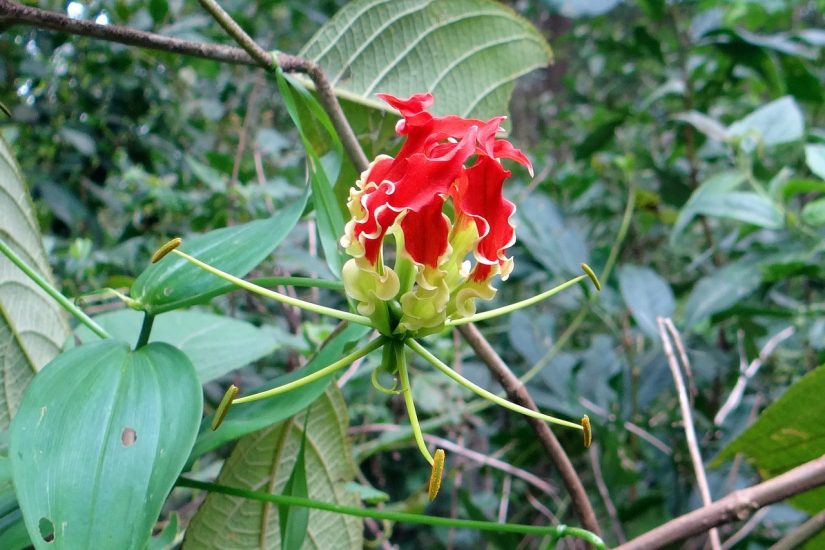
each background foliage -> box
[2,0,825,547]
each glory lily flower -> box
[151,93,598,500]
[340,92,532,336]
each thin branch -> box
[0,0,369,171]
[715,326,794,426]
[664,317,698,402]
[770,509,825,550]
[589,444,626,544]
[616,455,825,549]
[721,507,769,550]
[348,424,559,500]
[657,316,721,550]
[456,323,601,537]
[497,475,512,523]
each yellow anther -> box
[211,384,239,431]
[581,263,601,291]
[582,415,592,448]
[427,449,446,502]
[151,237,183,263]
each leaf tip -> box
[151,237,183,263]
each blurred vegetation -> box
[2,0,825,547]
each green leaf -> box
[0,456,29,550]
[279,413,310,550]
[801,198,825,227]
[715,364,825,514]
[131,188,308,315]
[780,178,825,199]
[72,309,283,383]
[183,386,362,549]
[149,0,169,23]
[299,0,553,119]
[618,265,675,339]
[683,257,764,328]
[10,340,203,549]
[805,144,825,181]
[275,70,346,278]
[0,137,71,429]
[189,323,370,461]
[726,96,804,152]
[516,194,589,277]
[148,513,178,550]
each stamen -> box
[580,263,601,291]
[212,384,239,430]
[427,449,446,501]
[582,415,592,448]
[151,237,183,263]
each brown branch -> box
[0,0,369,172]
[617,455,825,550]
[456,323,601,537]
[770,509,825,550]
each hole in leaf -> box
[121,427,137,447]
[39,517,54,543]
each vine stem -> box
[169,249,371,326]
[233,336,385,404]
[0,238,110,339]
[407,339,582,431]
[175,477,606,548]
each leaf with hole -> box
[299,0,553,119]
[183,386,362,549]
[131,187,308,315]
[10,340,202,549]
[0,136,71,430]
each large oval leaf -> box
[299,0,553,119]
[183,386,362,549]
[0,137,71,429]
[131,189,308,315]
[72,309,284,383]
[10,340,203,549]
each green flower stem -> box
[0,238,111,339]
[170,249,371,326]
[233,336,386,404]
[135,312,154,349]
[407,339,583,431]
[176,477,606,547]
[396,342,435,466]
[446,274,588,327]
[249,276,344,291]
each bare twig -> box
[0,0,369,171]
[715,327,794,426]
[579,397,672,455]
[617,455,825,549]
[657,317,721,550]
[721,507,769,550]
[227,75,264,223]
[457,323,601,537]
[348,424,559,499]
[498,475,512,523]
[589,444,626,544]
[770,509,825,550]
[664,318,698,401]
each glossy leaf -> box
[0,137,71,429]
[683,257,764,328]
[715,364,825,514]
[10,340,202,550]
[279,413,310,550]
[299,0,553,119]
[189,323,370,460]
[184,386,362,549]
[806,144,825,180]
[131,189,308,315]
[72,309,283,383]
[275,70,346,278]
[726,96,804,152]
[618,264,675,339]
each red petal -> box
[399,197,450,267]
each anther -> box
[581,263,601,291]
[427,449,446,502]
[582,415,592,448]
[151,237,183,263]
[211,384,239,430]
